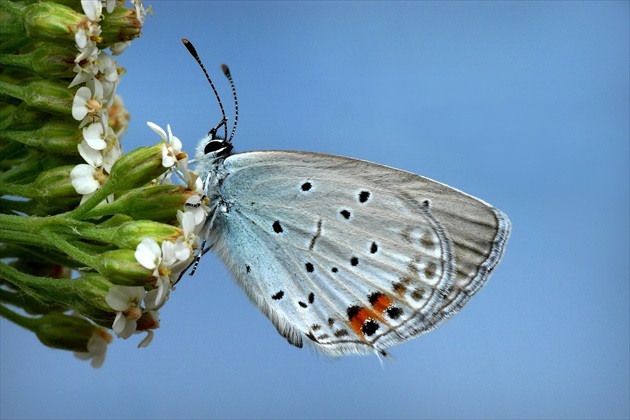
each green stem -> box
[63,183,117,220]
[0,179,37,197]
[0,303,39,332]
[0,214,99,267]
[0,260,74,306]
[0,52,30,69]
[0,80,26,102]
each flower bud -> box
[2,120,82,155]
[70,273,118,326]
[95,249,155,286]
[99,7,142,45]
[0,79,75,115]
[111,220,184,249]
[0,103,51,131]
[86,184,194,222]
[0,44,77,78]
[23,2,86,44]
[33,312,109,352]
[106,144,167,191]
[30,165,82,205]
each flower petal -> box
[135,238,161,270]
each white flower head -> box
[75,10,102,50]
[147,122,185,169]
[81,0,103,22]
[137,330,154,348]
[110,41,131,55]
[104,0,118,13]
[102,130,123,173]
[78,140,103,168]
[105,285,146,339]
[82,119,108,150]
[70,163,101,195]
[131,0,148,24]
[72,83,106,127]
[70,45,99,88]
[74,327,112,368]
[175,210,199,260]
[135,238,183,307]
[185,192,211,228]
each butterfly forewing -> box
[206,150,510,356]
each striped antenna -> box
[221,64,239,143]
[182,38,229,141]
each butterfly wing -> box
[207,151,510,357]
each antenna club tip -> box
[182,38,189,44]
[221,64,231,76]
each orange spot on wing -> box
[348,307,382,338]
[372,294,393,313]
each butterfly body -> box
[195,139,511,357]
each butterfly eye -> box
[204,140,227,155]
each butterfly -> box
[183,39,511,357]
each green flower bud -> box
[23,2,86,44]
[107,144,167,191]
[99,6,142,45]
[95,249,155,286]
[0,78,75,115]
[0,36,33,55]
[103,220,184,249]
[0,103,51,131]
[32,312,110,352]
[71,273,117,326]
[85,184,194,222]
[30,165,81,204]
[1,120,81,155]
[0,44,77,79]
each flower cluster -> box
[0,1,205,367]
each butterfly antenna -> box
[182,38,229,141]
[221,64,238,143]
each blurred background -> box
[1,1,628,418]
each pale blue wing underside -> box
[205,150,510,357]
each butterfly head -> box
[195,133,234,163]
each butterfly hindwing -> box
[207,151,510,356]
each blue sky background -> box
[1,1,629,418]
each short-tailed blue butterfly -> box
[183,39,510,357]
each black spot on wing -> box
[272,220,283,233]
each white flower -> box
[78,140,104,167]
[137,330,154,348]
[147,122,185,168]
[72,86,92,121]
[104,0,117,13]
[70,163,101,195]
[105,285,146,339]
[131,0,148,24]
[96,51,119,83]
[74,328,112,368]
[110,41,130,55]
[135,238,181,307]
[102,130,122,173]
[185,193,211,228]
[75,17,102,51]
[72,84,105,126]
[70,45,99,88]
[82,119,107,150]
[175,210,198,260]
[81,0,103,22]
